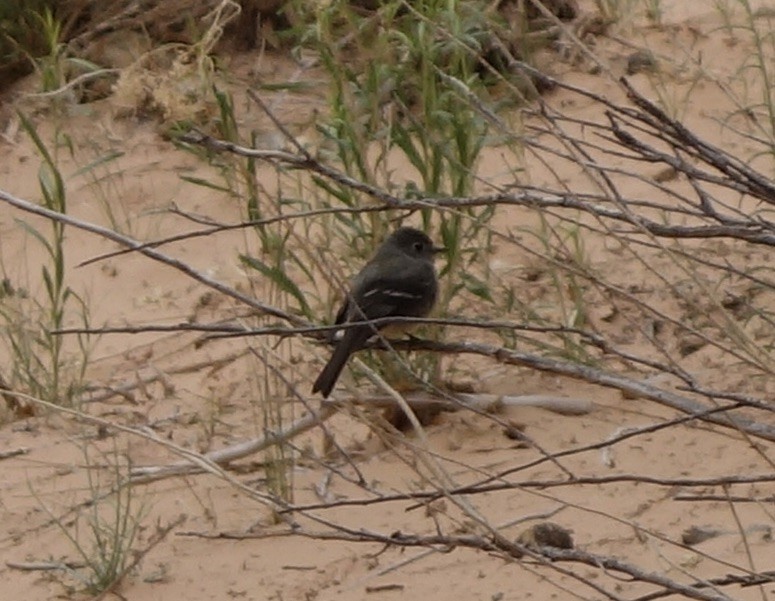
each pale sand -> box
[1,2,774,600]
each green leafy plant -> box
[296,0,504,389]
[0,114,91,408]
[176,2,554,397]
[9,6,98,99]
[0,0,56,83]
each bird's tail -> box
[312,327,369,397]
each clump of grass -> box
[592,0,639,23]
[70,145,132,235]
[0,0,56,84]
[293,0,502,389]
[31,7,96,96]
[175,85,310,510]
[643,0,664,24]
[731,0,775,161]
[178,1,511,394]
[0,114,91,410]
[2,4,99,108]
[34,441,146,595]
[174,3,599,401]
[528,214,598,364]
[174,1,607,398]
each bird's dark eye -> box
[413,242,424,253]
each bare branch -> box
[0,188,306,326]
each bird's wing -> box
[347,256,437,321]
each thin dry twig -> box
[129,405,336,483]
[0,447,29,460]
[205,521,736,601]
[0,188,305,327]
[6,559,87,571]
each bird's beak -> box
[432,245,446,255]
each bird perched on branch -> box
[312,227,444,398]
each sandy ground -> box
[1,2,775,600]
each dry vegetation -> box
[1,1,774,600]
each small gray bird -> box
[312,227,443,398]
